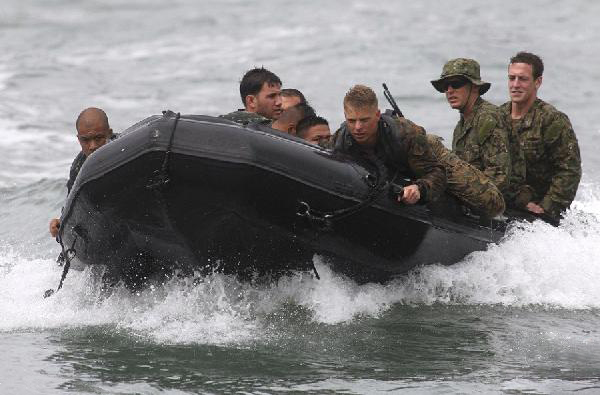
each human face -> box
[303,124,331,145]
[248,82,282,120]
[344,105,380,147]
[281,95,301,110]
[77,122,112,157]
[444,78,472,110]
[508,62,541,105]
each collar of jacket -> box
[459,96,484,130]
[517,98,543,130]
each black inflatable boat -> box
[57,111,510,287]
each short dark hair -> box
[281,88,306,104]
[240,67,282,106]
[296,115,329,139]
[277,102,316,125]
[510,52,544,79]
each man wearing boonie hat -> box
[431,58,511,198]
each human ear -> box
[245,95,257,110]
[288,124,296,135]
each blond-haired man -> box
[330,85,446,204]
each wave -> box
[1,184,599,344]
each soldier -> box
[431,58,511,196]
[296,115,331,146]
[220,67,283,125]
[500,51,581,220]
[49,107,114,238]
[330,85,446,205]
[281,88,307,110]
[270,103,316,135]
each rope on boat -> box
[147,111,181,190]
[44,235,77,298]
[297,153,396,230]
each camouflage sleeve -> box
[402,119,447,202]
[540,114,582,215]
[477,112,511,194]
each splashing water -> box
[0,183,599,349]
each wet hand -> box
[399,184,420,205]
[526,202,545,214]
[49,218,60,238]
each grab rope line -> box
[298,153,392,229]
[147,111,181,189]
[44,235,77,298]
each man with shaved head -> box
[49,107,114,238]
[281,88,307,110]
[271,102,316,135]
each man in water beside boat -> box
[220,67,283,125]
[330,84,446,205]
[48,107,114,238]
[500,51,581,220]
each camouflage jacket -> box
[219,109,272,126]
[330,114,446,203]
[499,98,581,217]
[427,135,505,217]
[452,97,511,194]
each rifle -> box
[382,83,404,118]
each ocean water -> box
[1,0,600,393]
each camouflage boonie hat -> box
[431,58,491,95]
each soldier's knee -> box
[481,191,505,218]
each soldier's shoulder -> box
[474,100,506,141]
[536,99,571,122]
[498,101,512,114]
[536,98,560,114]
[530,100,574,144]
[383,114,426,137]
[475,99,504,120]
[536,99,573,130]
[219,110,270,125]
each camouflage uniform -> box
[452,97,511,194]
[500,98,581,218]
[431,58,511,195]
[330,114,446,203]
[427,134,505,217]
[219,109,272,126]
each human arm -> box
[403,120,447,202]
[49,218,60,238]
[539,114,581,216]
[478,113,511,194]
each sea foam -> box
[1,184,599,344]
